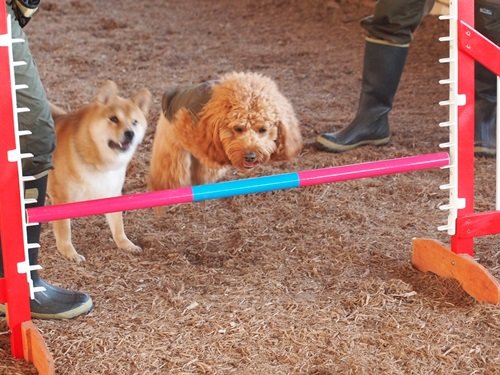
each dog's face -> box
[202,72,303,172]
[218,107,280,171]
[88,81,152,165]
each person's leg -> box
[315,41,407,152]
[316,0,435,153]
[474,62,497,156]
[24,177,93,319]
[8,0,54,177]
[474,0,500,157]
[0,2,93,319]
[0,175,92,319]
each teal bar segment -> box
[192,172,300,201]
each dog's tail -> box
[49,102,67,122]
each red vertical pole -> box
[451,0,475,255]
[0,1,33,358]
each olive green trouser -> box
[7,1,55,178]
[362,0,500,47]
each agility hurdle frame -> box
[0,1,54,374]
[0,0,498,373]
[411,0,500,305]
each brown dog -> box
[48,81,152,263]
[148,72,302,201]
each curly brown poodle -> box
[148,71,303,197]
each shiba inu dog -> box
[48,80,152,263]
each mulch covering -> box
[1,0,498,374]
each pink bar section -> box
[27,153,449,224]
[299,152,449,187]
[27,187,194,224]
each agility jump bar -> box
[26,152,449,224]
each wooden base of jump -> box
[21,321,54,375]
[412,238,500,304]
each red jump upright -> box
[412,0,500,305]
[0,2,54,374]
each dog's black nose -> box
[244,152,257,163]
[124,130,135,141]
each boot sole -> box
[474,146,496,158]
[0,297,93,320]
[315,135,390,153]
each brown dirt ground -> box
[1,0,499,374]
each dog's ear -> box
[188,107,229,165]
[133,88,153,116]
[272,116,303,161]
[95,80,119,104]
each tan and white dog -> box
[48,80,152,263]
[148,72,303,202]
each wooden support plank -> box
[21,321,55,375]
[412,238,500,304]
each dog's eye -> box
[109,115,119,124]
[258,127,267,134]
[233,126,244,133]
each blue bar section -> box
[192,172,300,201]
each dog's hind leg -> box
[149,125,194,215]
[52,219,86,263]
[148,116,193,191]
[105,212,141,253]
[150,146,192,216]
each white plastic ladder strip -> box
[4,14,45,299]
[437,0,466,235]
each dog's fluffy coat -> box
[48,80,152,263]
[148,72,302,197]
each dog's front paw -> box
[126,243,142,253]
[118,239,142,254]
[72,253,87,264]
[58,244,86,264]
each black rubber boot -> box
[0,176,93,319]
[27,247,93,320]
[316,41,409,152]
[474,62,497,157]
